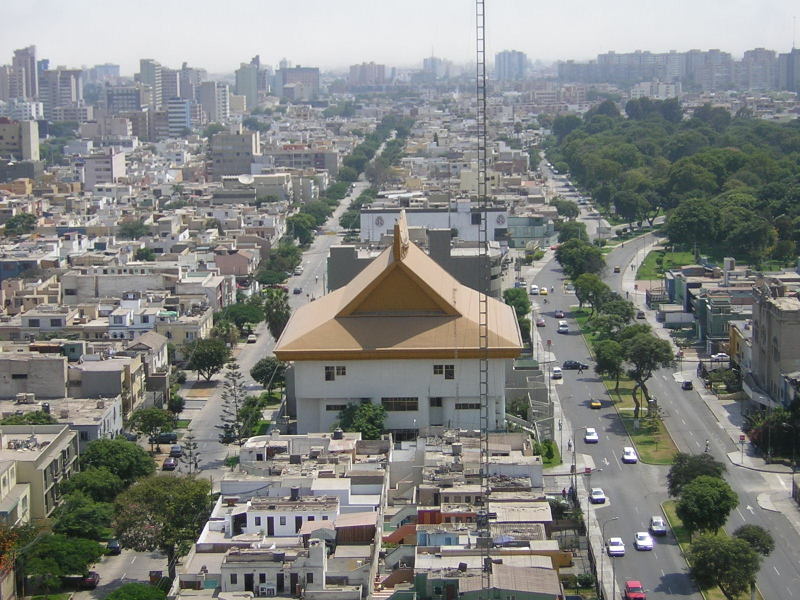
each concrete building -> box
[105,85,144,114]
[495,50,527,81]
[69,356,144,415]
[263,147,339,177]
[275,213,522,437]
[80,149,126,191]
[0,425,78,522]
[39,68,83,119]
[0,460,31,527]
[210,128,260,179]
[138,59,163,108]
[198,81,230,123]
[276,66,320,100]
[234,63,259,111]
[0,117,39,161]
[778,48,800,93]
[0,353,68,399]
[12,46,37,99]
[348,62,385,86]
[167,97,192,137]
[161,67,181,106]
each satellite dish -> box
[238,175,255,185]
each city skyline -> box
[2,0,798,74]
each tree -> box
[216,302,264,331]
[118,220,150,240]
[552,115,582,141]
[81,438,155,485]
[555,239,605,280]
[338,403,386,440]
[733,524,775,557]
[202,123,225,138]
[23,534,105,591]
[3,213,37,236]
[676,475,738,539]
[337,166,359,182]
[0,411,56,425]
[263,287,291,341]
[185,338,230,381]
[61,466,125,503]
[218,362,249,446]
[557,220,589,243]
[502,288,531,320]
[250,357,287,393]
[573,273,609,315]
[689,535,760,600]
[52,491,113,540]
[594,340,624,390]
[129,408,175,452]
[167,393,185,417]
[287,213,317,245]
[134,247,156,261]
[211,319,240,348]
[550,198,579,220]
[106,583,167,600]
[180,428,202,475]
[114,475,212,580]
[625,332,674,418]
[666,452,726,497]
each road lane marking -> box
[681,419,686,425]
[131,556,137,564]
[774,566,780,576]
[660,569,665,577]
[746,505,754,514]
[736,508,745,520]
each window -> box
[230,574,238,585]
[335,366,346,376]
[79,431,89,441]
[325,366,335,381]
[306,573,314,584]
[113,316,124,325]
[429,397,443,407]
[433,365,443,375]
[279,516,286,526]
[259,574,266,584]
[455,403,480,410]
[381,397,418,411]
[433,364,454,379]
[27,319,40,327]
[254,516,262,526]
[471,213,482,225]
[322,515,328,520]
[50,319,62,327]
[326,404,347,412]
[141,315,149,324]
[11,373,27,379]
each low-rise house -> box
[0,460,31,527]
[69,355,144,415]
[0,352,68,399]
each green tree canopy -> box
[593,339,624,390]
[118,220,150,240]
[733,524,775,557]
[551,198,580,220]
[216,302,264,330]
[338,403,386,440]
[128,408,175,451]
[114,475,212,580]
[106,583,167,600]
[555,239,605,280]
[185,338,231,382]
[625,332,674,418]
[81,438,155,485]
[689,535,760,600]
[667,452,726,497]
[61,466,125,503]
[573,273,609,315]
[676,475,738,539]
[287,213,317,246]
[134,247,156,261]
[23,534,105,590]
[263,287,291,341]
[250,357,286,393]
[3,213,37,236]
[0,411,56,425]
[51,491,113,540]
[502,288,531,320]
[557,220,589,243]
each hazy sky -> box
[3,0,797,75]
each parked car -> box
[293,266,303,275]
[551,367,563,379]
[589,488,606,504]
[535,317,546,327]
[613,265,621,273]
[293,287,303,295]
[151,432,177,444]
[554,309,566,318]
[624,580,647,600]
[681,380,694,390]
[122,431,138,442]
[649,515,668,536]
[169,445,183,458]
[247,334,257,343]
[562,360,588,370]
[62,572,100,590]
[584,427,599,443]
[711,352,730,361]
[162,457,178,471]
[622,447,639,464]
[634,531,654,551]
[636,310,646,319]
[607,537,626,556]
[106,539,121,555]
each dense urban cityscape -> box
[1,4,800,600]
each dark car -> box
[62,572,100,590]
[293,287,302,295]
[106,539,121,555]
[150,431,177,444]
[636,310,646,319]
[681,380,694,390]
[162,457,178,471]
[169,444,183,458]
[562,360,589,370]
[121,431,138,442]
[554,309,566,318]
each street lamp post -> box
[599,516,619,597]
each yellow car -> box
[539,287,549,296]
[590,399,603,409]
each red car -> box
[535,317,546,327]
[624,580,646,600]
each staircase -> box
[382,523,417,544]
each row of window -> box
[325,365,456,381]
[253,515,329,526]
[25,318,63,327]
[324,365,346,381]
[433,364,455,379]
[230,572,314,585]
[326,398,479,411]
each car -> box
[554,309,565,318]
[557,321,568,334]
[607,537,625,557]
[106,539,121,555]
[514,280,526,289]
[634,531,654,551]
[622,446,639,464]
[549,244,559,250]
[711,352,730,361]
[589,488,606,504]
[584,427,599,443]
[636,310,646,319]
[649,515,668,536]
[529,284,539,295]
[589,398,603,409]
[150,431,177,444]
[247,334,257,343]
[624,580,647,600]
[169,444,183,458]
[613,265,621,273]
[293,287,303,295]
[293,267,303,276]
[681,380,694,390]
[539,287,549,296]
[551,367,563,379]
[122,431,138,441]
[535,317,546,327]
[562,360,588,370]
[162,457,178,471]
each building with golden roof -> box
[274,212,523,437]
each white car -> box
[557,320,569,334]
[711,353,730,361]
[589,488,606,504]
[622,447,638,464]
[649,515,668,536]
[634,531,654,551]
[584,427,599,443]
[551,367,563,379]
[530,284,539,295]
[607,537,625,557]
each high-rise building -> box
[106,85,144,114]
[166,97,192,137]
[0,66,11,102]
[348,62,386,86]
[422,56,451,80]
[210,127,260,179]
[739,48,777,90]
[12,46,38,99]
[138,59,162,108]
[161,68,181,106]
[198,81,230,122]
[179,63,205,100]
[778,48,800,93]
[235,63,259,111]
[276,66,320,99]
[88,64,120,84]
[39,68,83,119]
[0,117,39,161]
[495,50,527,81]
